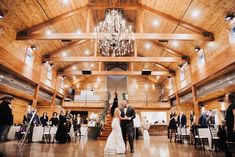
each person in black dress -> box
[189,110,196,144]
[65,110,72,143]
[56,111,67,144]
[73,114,81,136]
[168,111,177,142]
[50,112,59,127]
[40,112,48,127]
[225,92,235,142]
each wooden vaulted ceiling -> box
[0,0,234,85]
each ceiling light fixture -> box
[62,52,67,57]
[144,42,152,50]
[152,19,160,27]
[94,9,134,56]
[0,12,4,19]
[225,13,234,21]
[31,45,37,50]
[191,9,201,19]
[194,46,201,52]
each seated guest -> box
[177,111,187,128]
[50,112,59,126]
[225,92,235,142]
[40,112,48,127]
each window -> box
[47,64,52,80]
[25,47,34,65]
[180,67,185,81]
[197,49,205,66]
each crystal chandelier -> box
[94,10,135,56]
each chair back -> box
[198,128,211,138]
[43,126,50,135]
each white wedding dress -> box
[104,109,125,154]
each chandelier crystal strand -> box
[95,10,135,57]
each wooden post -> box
[86,8,91,33]
[173,77,180,112]
[32,84,40,108]
[138,8,144,33]
[134,41,137,57]
[51,76,58,112]
[130,62,134,71]
[98,62,102,71]
[94,40,97,57]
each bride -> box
[104,95,127,154]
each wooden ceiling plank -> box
[140,4,210,34]
[17,33,213,41]
[46,56,183,63]
[19,4,88,34]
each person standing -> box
[225,92,235,142]
[56,111,67,144]
[177,111,187,128]
[189,110,196,144]
[120,100,136,153]
[40,112,48,127]
[50,112,59,127]
[168,111,177,142]
[73,114,82,136]
[0,95,14,142]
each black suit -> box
[120,106,136,151]
[177,114,187,127]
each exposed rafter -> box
[16,33,213,41]
[43,40,88,58]
[46,56,183,63]
[140,4,212,35]
[152,41,184,57]
[17,4,88,34]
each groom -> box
[120,100,136,153]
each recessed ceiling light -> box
[194,46,201,52]
[229,81,233,84]
[76,84,80,88]
[191,9,201,19]
[171,41,179,48]
[152,19,160,27]
[91,63,94,67]
[62,52,67,57]
[144,42,152,50]
[96,77,101,82]
[72,66,77,70]
[46,30,52,35]
[76,30,81,34]
[63,0,69,4]
[84,49,90,55]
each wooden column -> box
[173,77,180,112]
[51,76,58,112]
[32,84,40,108]
[130,62,134,71]
[138,8,144,33]
[188,63,200,118]
[98,62,102,71]
[94,40,97,57]
[86,8,91,33]
[134,41,137,57]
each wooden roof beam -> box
[62,70,170,76]
[18,4,88,34]
[46,56,183,63]
[140,4,213,35]
[152,41,184,57]
[88,3,140,10]
[43,40,88,58]
[17,33,213,41]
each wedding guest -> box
[40,112,48,127]
[177,111,187,128]
[56,111,67,144]
[65,110,73,142]
[50,112,59,126]
[225,92,235,142]
[0,95,14,142]
[198,111,208,128]
[189,110,196,144]
[168,111,177,142]
[73,114,82,136]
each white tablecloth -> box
[32,126,44,142]
[7,126,21,140]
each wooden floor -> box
[0,136,226,157]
